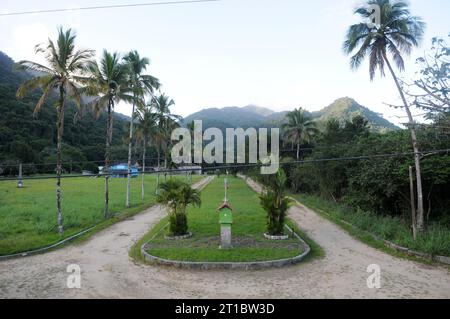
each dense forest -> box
[0,51,131,175]
[277,116,450,223]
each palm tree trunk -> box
[126,99,136,208]
[296,141,300,160]
[104,98,114,219]
[141,136,146,202]
[56,87,65,235]
[157,146,161,169]
[383,53,425,232]
[156,173,160,195]
[156,146,160,195]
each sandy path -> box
[1,176,449,299]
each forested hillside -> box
[182,98,399,132]
[0,52,130,175]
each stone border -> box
[264,233,289,240]
[0,225,97,261]
[164,232,193,240]
[141,225,311,270]
[287,196,450,266]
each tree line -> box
[16,27,180,233]
[274,1,449,237]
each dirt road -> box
[1,176,449,299]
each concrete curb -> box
[287,196,450,266]
[141,225,311,270]
[0,225,97,261]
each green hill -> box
[313,97,399,132]
[182,99,399,132]
[0,51,130,174]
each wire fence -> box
[1,148,449,182]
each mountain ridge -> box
[183,98,399,132]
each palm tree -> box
[136,102,157,202]
[82,50,132,218]
[343,0,427,231]
[260,169,291,236]
[123,50,160,208]
[282,108,317,159]
[16,27,94,234]
[153,94,181,169]
[156,179,201,236]
[161,118,181,171]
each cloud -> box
[7,23,51,63]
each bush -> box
[259,169,291,236]
[156,179,201,237]
[169,213,188,237]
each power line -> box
[1,148,449,181]
[0,0,221,17]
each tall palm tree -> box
[343,0,426,231]
[282,108,317,159]
[123,50,160,208]
[16,27,94,234]
[161,118,181,170]
[153,94,181,169]
[83,50,132,218]
[136,102,157,202]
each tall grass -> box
[296,194,450,257]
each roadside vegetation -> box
[248,1,449,258]
[295,194,450,257]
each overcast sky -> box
[0,0,449,126]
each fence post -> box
[17,163,24,188]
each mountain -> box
[313,97,399,132]
[0,51,130,174]
[182,106,269,130]
[183,98,399,132]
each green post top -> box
[217,201,234,225]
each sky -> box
[0,0,449,126]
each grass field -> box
[294,194,450,257]
[137,177,311,263]
[0,174,201,255]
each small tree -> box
[259,169,292,236]
[282,108,318,159]
[157,179,201,236]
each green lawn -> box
[294,193,450,257]
[0,174,201,255]
[139,177,309,263]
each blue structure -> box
[106,163,139,178]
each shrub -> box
[259,169,292,236]
[156,179,201,236]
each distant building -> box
[99,164,139,178]
[82,170,94,176]
[151,166,202,175]
[178,166,203,175]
